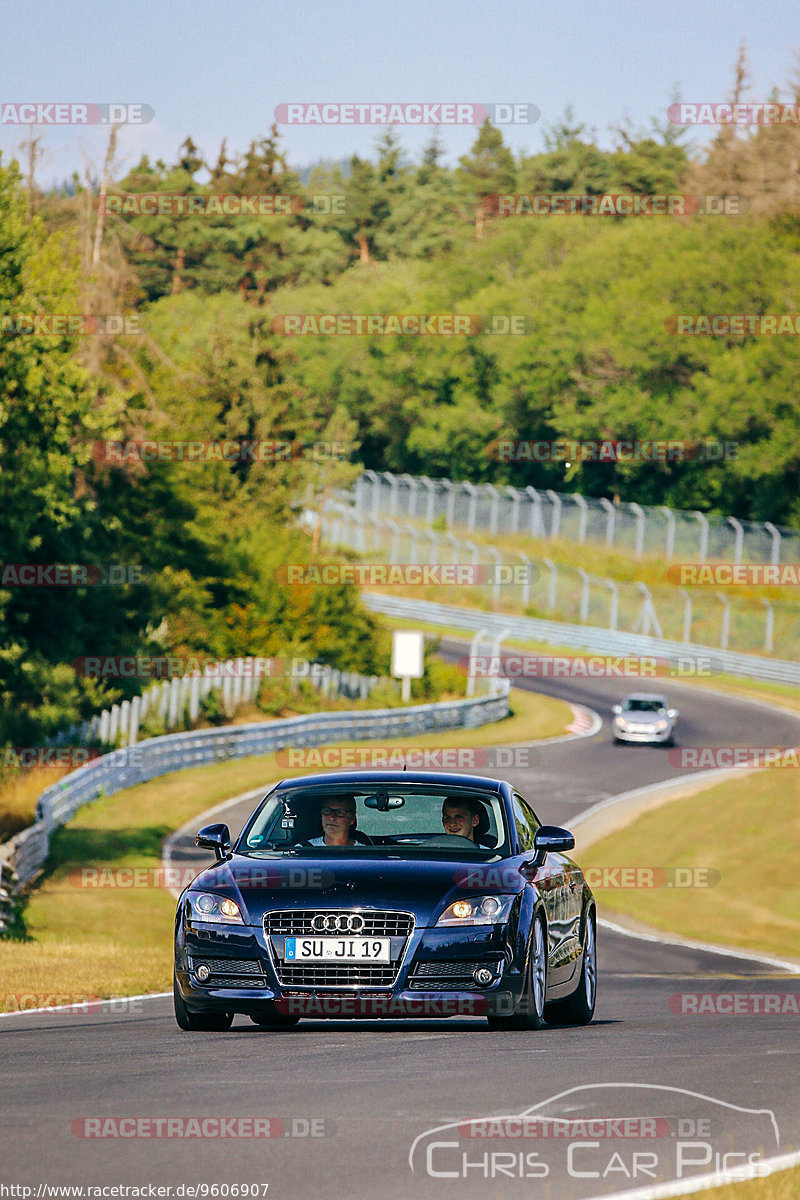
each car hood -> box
[190,853,519,926]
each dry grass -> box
[683,1166,800,1198]
[0,766,72,840]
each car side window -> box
[511,796,536,853]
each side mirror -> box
[612,704,622,715]
[196,823,231,862]
[668,709,678,720]
[533,825,575,855]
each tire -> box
[249,1004,300,1028]
[173,976,233,1032]
[487,914,547,1031]
[544,908,597,1027]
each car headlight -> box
[187,891,244,924]
[614,716,627,728]
[436,895,516,926]
[655,720,669,732]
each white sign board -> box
[391,630,424,680]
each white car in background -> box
[612,693,678,746]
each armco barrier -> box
[361,593,800,687]
[0,686,510,893]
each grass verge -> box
[0,686,571,1008]
[580,768,800,961]
[685,1166,800,1199]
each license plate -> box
[284,937,391,963]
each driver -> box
[308,795,358,847]
[441,797,482,842]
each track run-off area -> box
[3,645,800,1200]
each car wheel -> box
[487,914,547,1031]
[544,908,597,1026]
[173,976,233,1032]
[249,1004,300,1028]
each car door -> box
[511,793,572,988]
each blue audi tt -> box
[173,770,597,1030]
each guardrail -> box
[0,686,510,894]
[361,592,800,687]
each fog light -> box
[196,963,211,981]
[474,967,494,986]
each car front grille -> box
[409,960,492,990]
[265,910,413,938]
[277,964,398,988]
[265,909,414,989]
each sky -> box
[3,0,799,187]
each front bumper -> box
[175,917,524,1018]
[613,724,672,744]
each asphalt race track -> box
[3,655,800,1200]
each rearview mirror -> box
[534,825,575,855]
[364,792,404,811]
[196,823,231,862]
[668,709,678,720]
[612,704,622,715]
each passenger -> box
[442,797,483,842]
[308,796,358,847]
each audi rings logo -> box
[311,913,365,933]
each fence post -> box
[577,568,590,623]
[484,483,501,535]
[442,479,455,529]
[517,552,532,609]
[679,588,693,644]
[629,503,645,558]
[525,486,543,538]
[420,477,437,524]
[400,473,418,519]
[727,516,744,565]
[764,522,781,566]
[693,511,709,563]
[129,696,140,746]
[604,578,619,631]
[507,486,521,534]
[762,598,774,654]
[542,558,558,611]
[574,494,588,545]
[660,506,676,559]
[599,497,616,547]
[545,490,562,539]
[463,482,479,532]
[716,592,731,650]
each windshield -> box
[236,782,509,857]
[623,698,666,713]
